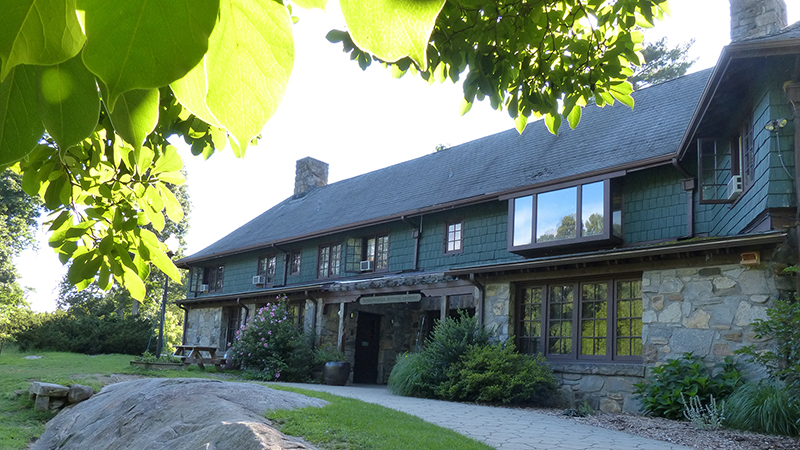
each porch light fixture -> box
[764,118,788,131]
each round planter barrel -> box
[323,361,351,386]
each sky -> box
[14,0,800,312]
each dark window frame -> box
[444,219,464,254]
[289,250,302,276]
[506,178,621,253]
[201,264,224,292]
[317,242,343,279]
[698,111,755,204]
[516,276,642,363]
[345,233,390,272]
[256,255,277,286]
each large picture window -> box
[517,278,642,362]
[508,179,622,254]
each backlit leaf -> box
[0,0,86,81]
[340,0,445,70]
[107,89,159,150]
[174,0,294,153]
[158,184,184,224]
[291,0,327,10]
[0,65,43,166]
[36,54,101,150]
[79,0,219,109]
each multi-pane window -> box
[517,278,642,361]
[345,234,389,272]
[289,251,302,275]
[698,113,754,203]
[224,306,242,349]
[509,179,622,252]
[257,255,277,285]
[317,243,342,278]
[445,221,463,254]
[287,302,305,328]
[195,265,224,292]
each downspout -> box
[468,274,485,328]
[401,215,421,271]
[671,158,695,238]
[177,303,189,345]
[237,298,250,326]
[783,77,800,292]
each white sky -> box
[15,0,800,312]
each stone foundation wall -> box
[185,307,223,349]
[550,363,645,413]
[642,263,790,379]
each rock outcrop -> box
[32,378,327,450]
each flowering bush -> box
[229,297,315,382]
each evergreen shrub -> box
[230,298,315,382]
[439,342,556,404]
[725,381,800,436]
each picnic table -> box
[173,345,225,372]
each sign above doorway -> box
[359,293,422,305]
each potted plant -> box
[130,351,185,370]
[315,347,349,386]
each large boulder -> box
[32,378,327,450]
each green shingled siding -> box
[695,87,795,236]
[623,167,687,243]
[417,201,521,271]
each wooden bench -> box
[173,345,225,372]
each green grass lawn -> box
[0,346,490,450]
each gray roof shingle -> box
[182,69,712,263]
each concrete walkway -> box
[274,383,694,450]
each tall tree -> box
[0,0,670,300]
[0,169,41,348]
[628,37,696,90]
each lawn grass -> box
[1,347,490,450]
[267,386,493,450]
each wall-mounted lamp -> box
[764,118,788,131]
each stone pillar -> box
[294,157,328,198]
[440,295,450,321]
[730,0,787,42]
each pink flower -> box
[264,343,268,347]
[248,353,251,356]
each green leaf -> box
[0,0,86,81]
[156,171,186,185]
[107,89,159,150]
[340,0,445,70]
[139,229,181,282]
[36,54,101,150]
[566,104,582,130]
[121,263,146,301]
[172,0,294,154]
[141,200,165,232]
[158,184,184,224]
[514,114,527,134]
[152,145,183,174]
[610,83,635,109]
[544,112,561,135]
[0,65,43,166]
[134,146,155,173]
[79,0,219,109]
[291,0,327,10]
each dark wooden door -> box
[353,312,381,384]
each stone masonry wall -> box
[642,263,791,379]
[185,307,223,349]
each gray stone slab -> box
[29,382,69,397]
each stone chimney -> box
[294,157,328,198]
[730,0,787,42]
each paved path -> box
[274,383,693,450]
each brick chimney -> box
[730,0,787,42]
[294,157,328,198]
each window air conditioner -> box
[252,275,266,285]
[200,284,209,293]
[727,175,743,200]
[360,260,373,271]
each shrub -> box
[229,298,316,382]
[420,312,490,395]
[14,310,154,355]
[634,353,742,419]
[388,352,432,397]
[438,342,557,404]
[725,381,800,436]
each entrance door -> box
[353,312,381,384]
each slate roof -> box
[181,69,712,264]
[738,20,800,43]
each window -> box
[223,306,242,349]
[194,264,224,292]
[509,179,622,253]
[256,255,277,285]
[317,243,342,278]
[287,302,305,328]
[517,278,642,362]
[444,220,463,254]
[698,114,754,203]
[345,234,389,272]
[289,250,301,275]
